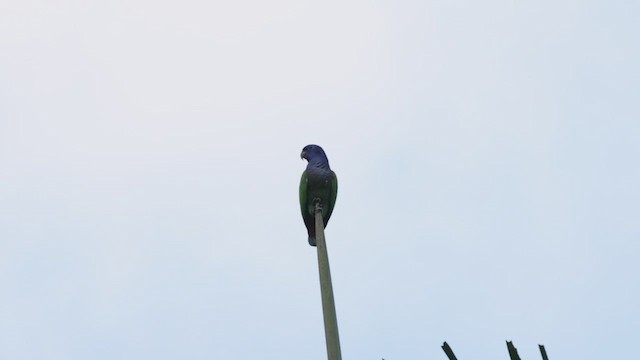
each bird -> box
[299,144,338,246]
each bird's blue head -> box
[301,144,330,169]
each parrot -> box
[299,144,338,246]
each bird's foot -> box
[313,198,323,213]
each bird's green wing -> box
[299,170,308,217]
[325,171,338,221]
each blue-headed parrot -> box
[299,144,338,246]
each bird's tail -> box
[308,236,317,247]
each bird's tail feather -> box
[308,236,317,247]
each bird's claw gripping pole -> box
[314,202,342,360]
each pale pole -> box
[314,201,342,360]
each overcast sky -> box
[1,0,639,359]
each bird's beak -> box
[300,150,306,160]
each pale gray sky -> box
[1,0,639,359]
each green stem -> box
[539,344,550,360]
[441,342,458,360]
